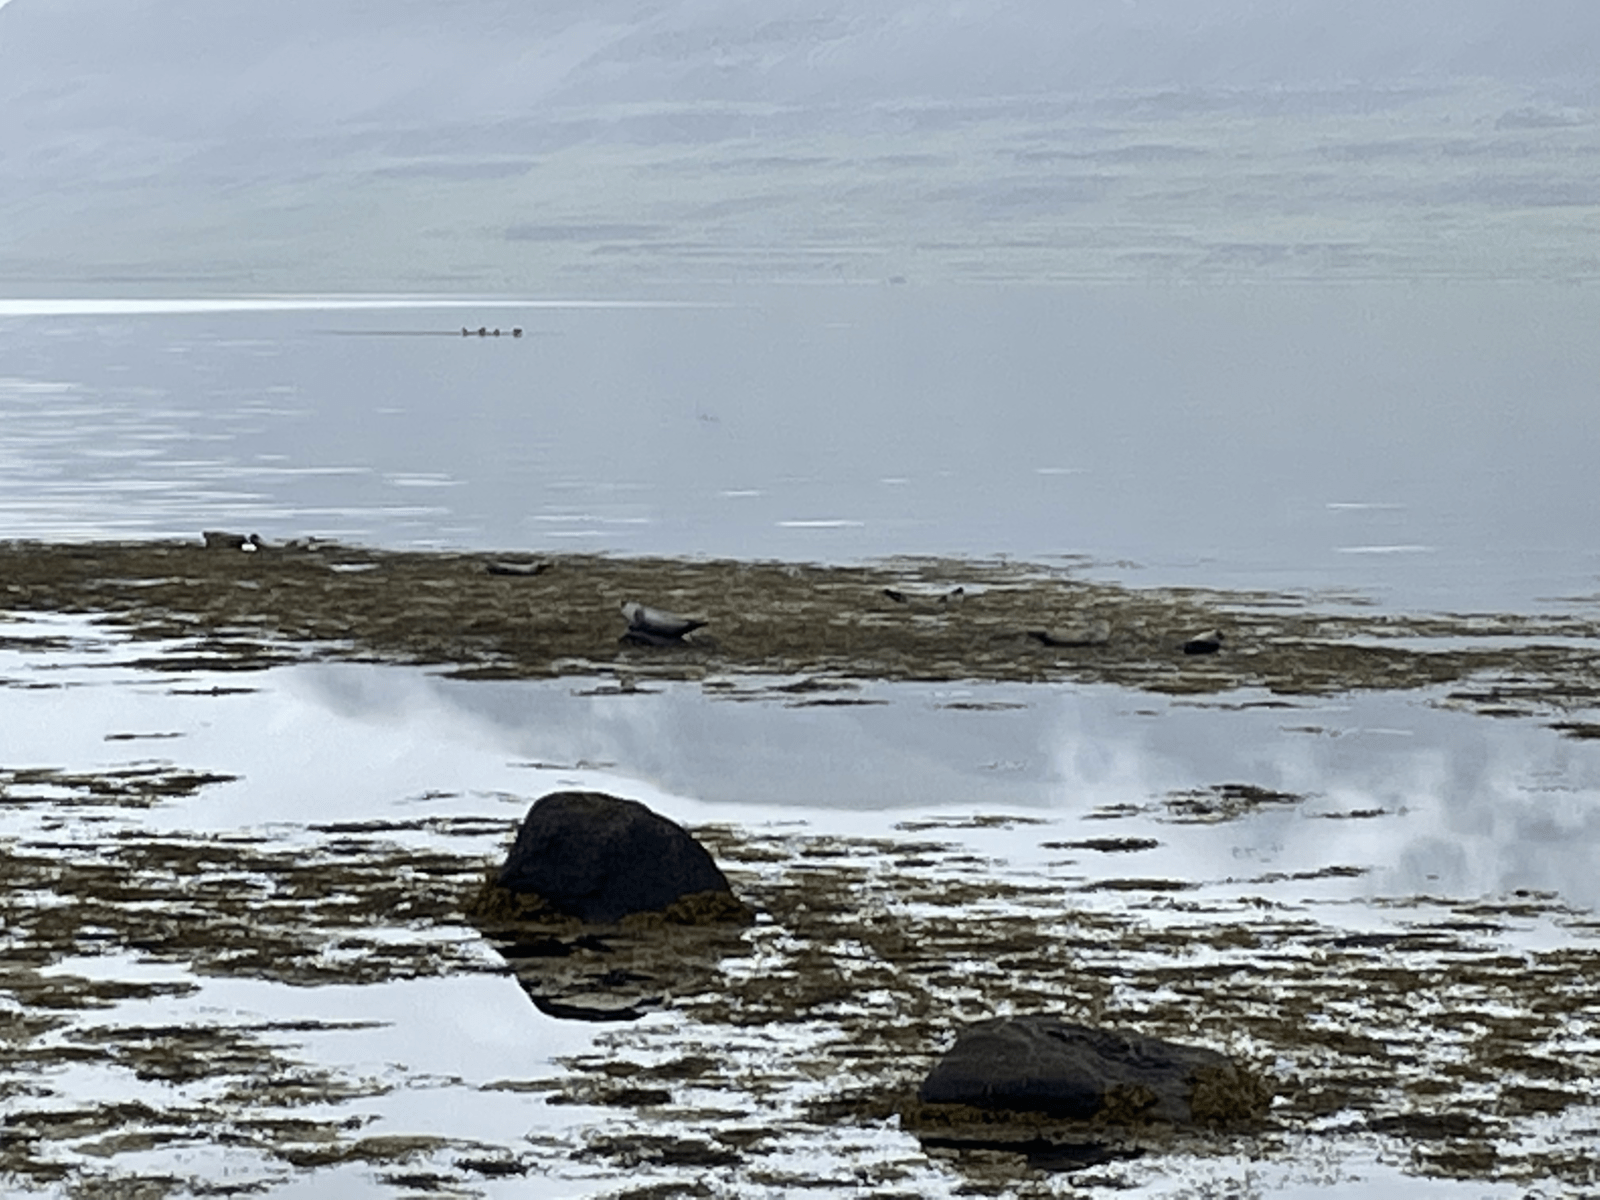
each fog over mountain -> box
[6,0,1597,125]
[1,1,1595,290]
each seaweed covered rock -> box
[493,791,742,924]
[466,791,751,1021]
[919,1016,1270,1127]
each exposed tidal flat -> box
[7,538,1600,714]
[4,539,1600,1197]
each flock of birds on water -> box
[200,530,1225,658]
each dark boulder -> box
[495,791,738,923]
[919,1016,1269,1126]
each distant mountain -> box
[1,1,1594,290]
[2,0,1595,141]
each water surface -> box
[3,284,1597,611]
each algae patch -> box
[1,765,236,810]
[5,798,1600,1194]
[6,539,1600,717]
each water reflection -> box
[315,668,1597,911]
[4,626,1600,1195]
[20,632,1593,918]
[6,610,1599,906]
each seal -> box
[201,531,263,552]
[884,586,964,608]
[621,601,707,640]
[485,560,548,577]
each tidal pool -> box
[3,612,1599,1197]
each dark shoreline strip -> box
[1,539,1597,713]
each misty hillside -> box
[3,0,1596,134]
[1,0,1595,291]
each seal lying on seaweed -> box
[620,600,708,644]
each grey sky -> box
[1,1,1595,291]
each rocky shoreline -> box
[4,538,1600,725]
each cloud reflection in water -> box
[286,664,1600,913]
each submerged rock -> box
[492,791,742,924]
[918,1016,1270,1127]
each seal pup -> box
[621,601,707,641]
[1182,630,1224,655]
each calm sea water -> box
[3,284,1597,613]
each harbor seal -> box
[621,601,707,640]
[1182,630,1225,655]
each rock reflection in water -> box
[482,916,749,1025]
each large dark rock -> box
[495,791,737,923]
[919,1016,1269,1126]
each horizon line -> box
[0,295,730,317]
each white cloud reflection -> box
[186,660,1600,912]
[9,620,1599,912]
